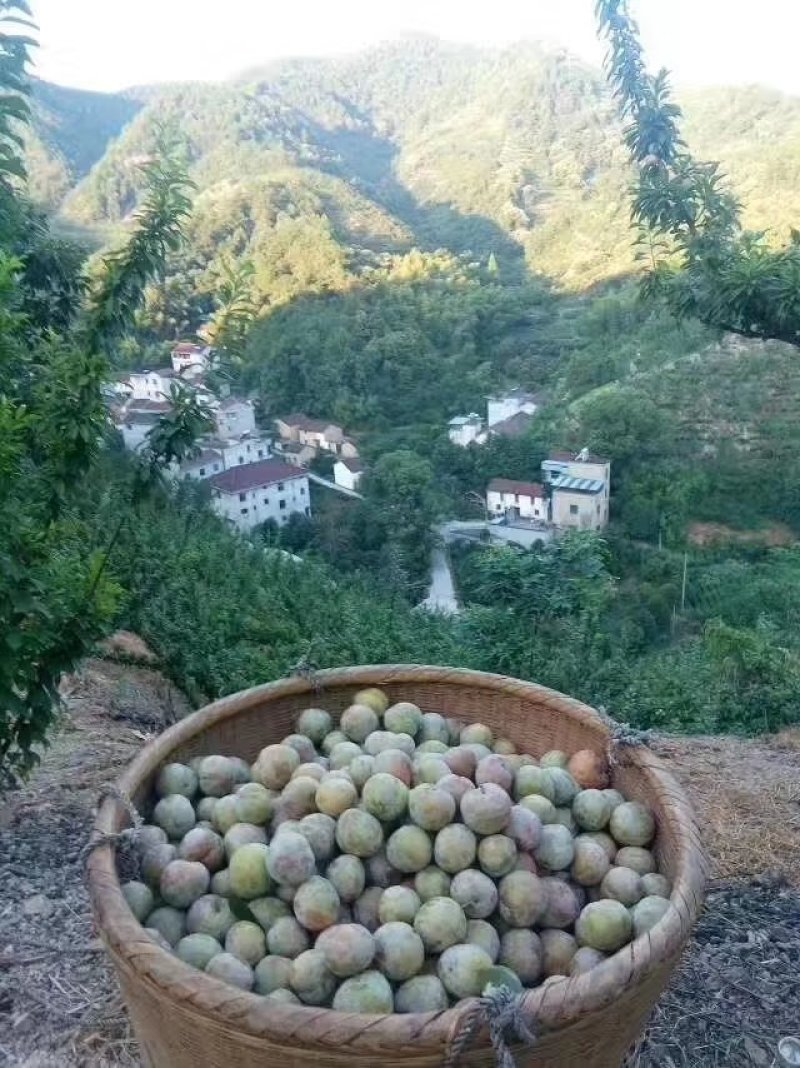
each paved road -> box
[420,545,460,615]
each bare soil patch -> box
[0,653,797,1066]
[687,521,795,548]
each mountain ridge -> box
[26,38,800,290]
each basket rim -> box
[87,664,707,1053]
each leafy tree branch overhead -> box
[0,4,205,785]
[595,0,800,348]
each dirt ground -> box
[687,521,795,548]
[0,651,798,1067]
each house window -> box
[569,504,579,515]
[300,486,305,495]
[257,449,264,458]
[305,506,310,516]
[238,455,244,464]
[199,467,205,477]
[263,498,269,506]
[213,464,220,472]
[279,499,286,510]
[240,508,248,515]
[239,492,246,502]
[278,482,285,491]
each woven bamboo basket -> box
[87,665,706,1068]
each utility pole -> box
[680,551,688,612]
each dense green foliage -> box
[24,79,142,210]
[243,252,556,426]
[451,534,800,734]
[0,14,204,784]
[597,0,800,346]
[75,457,462,705]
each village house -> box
[542,448,611,487]
[488,410,535,439]
[125,368,178,402]
[112,386,272,481]
[486,389,540,429]
[334,457,365,491]
[116,401,171,452]
[550,476,608,530]
[277,441,317,468]
[448,413,486,447]
[209,459,311,532]
[171,341,211,375]
[484,448,612,538]
[274,414,359,458]
[337,436,360,459]
[179,434,271,479]
[214,397,257,439]
[542,448,611,531]
[486,478,547,522]
[180,448,225,480]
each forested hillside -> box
[27,38,800,436]
[32,39,800,286]
[24,79,142,210]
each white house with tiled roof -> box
[274,414,358,458]
[334,456,365,491]
[171,342,211,374]
[126,368,178,402]
[448,413,486,447]
[113,399,170,451]
[214,397,256,438]
[486,389,540,428]
[485,448,612,536]
[486,478,547,521]
[209,460,310,531]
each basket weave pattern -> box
[87,665,706,1068]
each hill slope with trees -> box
[30,39,800,288]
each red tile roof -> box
[172,342,205,355]
[209,459,305,494]
[339,457,364,473]
[488,478,545,499]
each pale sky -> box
[30,0,800,97]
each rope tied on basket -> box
[444,987,537,1068]
[290,652,323,695]
[597,706,660,767]
[80,783,144,865]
